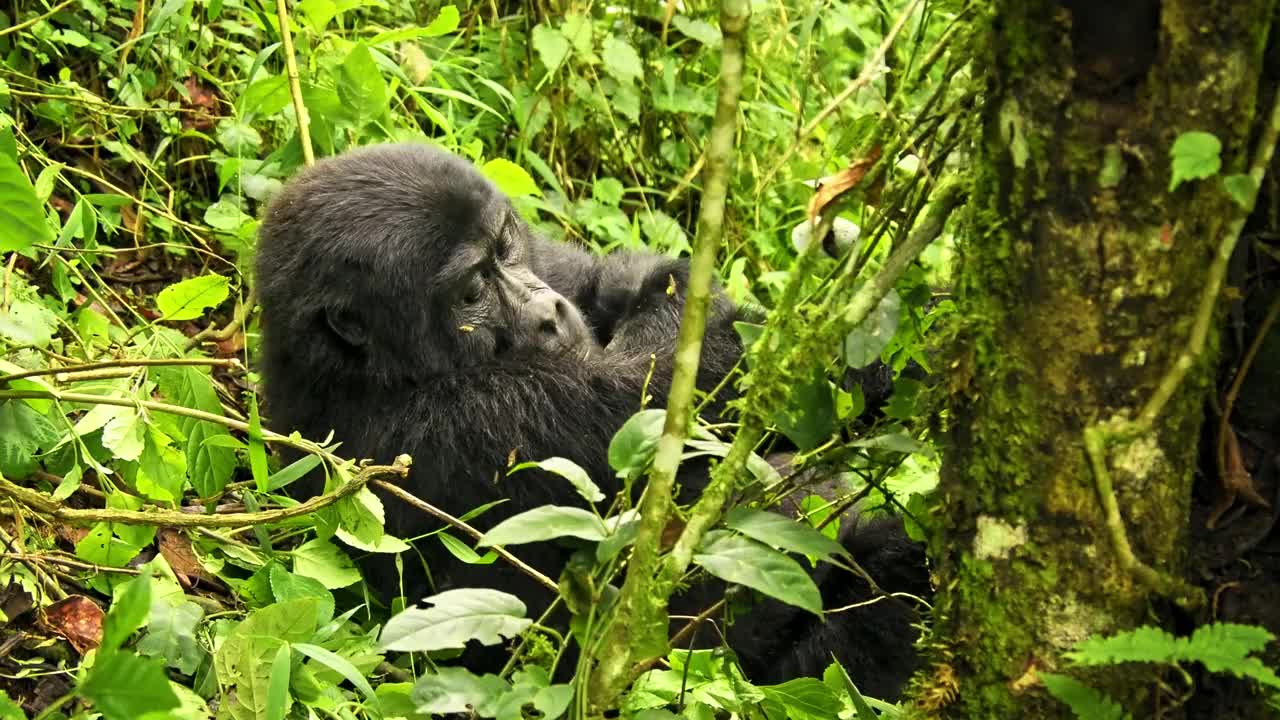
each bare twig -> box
[276,0,315,165]
[0,0,75,37]
[0,459,409,528]
[1,358,240,385]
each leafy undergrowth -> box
[0,1,956,718]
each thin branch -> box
[0,0,75,37]
[587,0,751,708]
[0,459,409,528]
[1,358,240,385]
[371,479,558,593]
[276,0,315,165]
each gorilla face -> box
[443,208,592,362]
[257,144,592,385]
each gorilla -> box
[255,143,928,700]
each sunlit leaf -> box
[380,588,531,653]
[693,532,822,615]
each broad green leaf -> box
[410,667,509,716]
[693,532,822,615]
[213,599,319,720]
[216,119,263,154]
[240,75,291,117]
[101,567,153,655]
[292,538,361,589]
[0,294,58,347]
[1168,130,1221,192]
[608,409,666,477]
[370,5,458,42]
[601,36,643,85]
[481,158,540,198]
[137,599,205,675]
[724,508,848,563]
[1040,673,1131,720]
[534,683,573,719]
[75,523,144,570]
[531,23,571,73]
[593,177,624,207]
[102,406,145,462]
[844,288,900,368]
[0,151,53,252]
[380,588,531,653]
[265,644,292,720]
[80,651,181,720]
[772,369,835,451]
[513,456,604,503]
[156,274,230,321]
[269,565,335,626]
[1223,173,1258,210]
[0,690,25,720]
[759,677,842,720]
[335,485,388,549]
[826,661,877,720]
[478,505,607,546]
[339,44,388,123]
[672,16,721,46]
[134,426,187,503]
[0,400,59,477]
[154,366,236,498]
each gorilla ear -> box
[324,307,368,347]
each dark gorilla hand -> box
[256,143,926,700]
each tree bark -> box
[918,1,1278,716]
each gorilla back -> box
[256,143,927,699]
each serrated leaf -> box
[1168,130,1221,192]
[531,23,571,73]
[609,409,666,477]
[1067,625,1182,666]
[137,599,205,675]
[339,43,388,123]
[1040,673,1131,720]
[156,274,230,321]
[478,505,607,546]
[154,366,235,498]
[380,588,531,653]
[214,599,319,720]
[0,151,54,252]
[481,158,540,198]
[724,508,848,563]
[292,538,361,589]
[601,36,643,85]
[693,533,822,615]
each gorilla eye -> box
[462,277,485,305]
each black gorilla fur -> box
[256,143,928,699]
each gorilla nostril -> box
[539,318,559,336]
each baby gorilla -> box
[256,143,926,700]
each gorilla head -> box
[257,145,592,391]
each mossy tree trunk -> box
[918,1,1277,717]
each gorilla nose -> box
[532,296,567,337]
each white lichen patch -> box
[1114,434,1165,482]
[973,516,1028,560]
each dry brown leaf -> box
[158,528,218,589]
[38,595,104,654]
[805,147,883,224]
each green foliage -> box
[1168,130,1222,191]
[0,0,957,715]
[1046,623,1280,717]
